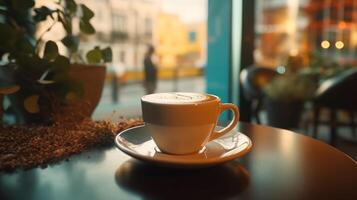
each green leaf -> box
[52,79,84,102]
[79,20,95,34]
[65,0,77,15]
[15,37,35,54]
[34,6,53,22]
[86,47,102,64]
[100,47,112,63]
[80,4,94,21]
[0,23,18,52]
[44,40,59,60]
[52,55,70,72]
[24,95,40,113]
[11,0,34,10]
[61,35,79,52]
[65,91,78,103]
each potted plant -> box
[0,0,112,124]
[263,70,317,129]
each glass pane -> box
[254,0,357,67]
[251,0,357,134]
[36,0,208,119]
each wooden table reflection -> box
[0,122,356,200]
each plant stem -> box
[35,20,57,51]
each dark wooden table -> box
[1,122,356,200]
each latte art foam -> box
[142,93,211,104]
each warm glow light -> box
[289,49,298,56]
[338,21,347,29]
[321,40,330,49]
[335,41,344,49]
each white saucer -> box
[115,125,252,168]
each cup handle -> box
[209,103,240,141]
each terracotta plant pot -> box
[3,64,106,124]
[69,64,106,116]
[0,94,3,121]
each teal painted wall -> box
[206,0,232,121]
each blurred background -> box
[69,0,208,119]
[51,0,357,120]
[1,0,356,157]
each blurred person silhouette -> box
[143,45,158,94]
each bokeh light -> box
[321,40,330,49]
[335,41,344,49]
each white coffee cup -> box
[141,92,239,155]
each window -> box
[113,14,127,33]
[144,18,152,35]
[119,51,126,63]
[79,0,208,119]
[189,31,197,42]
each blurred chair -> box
[312,68,357,145]
[240,66,278,123]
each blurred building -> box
[154,13,187,68]
[79,0,158,72]
[184,23,207,68]
[154,13,206,69]
[255,0,357,67]
[254,0,310,68]
[306,0,357,64]
[36,0,206,78]
[81,0,206,72]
